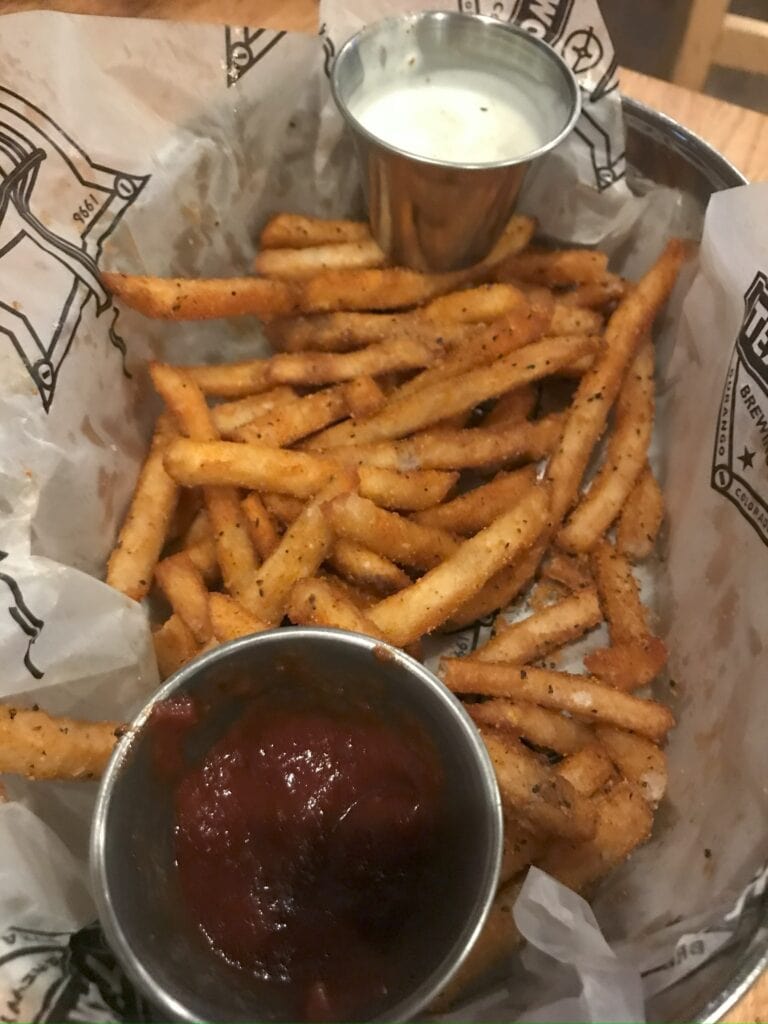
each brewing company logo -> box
[712,270,768,544]
[0,551,44,679]
[225,27,287,86]
[0,87,148,411]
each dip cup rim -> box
[90,626,504,1024]
[330,9,582,172]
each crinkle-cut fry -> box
[495,248,610,287]
[185,359,273,399]
[591,538,651,644]
[287,576,385,637]
[442,661,675,741]
[305,333,599,448]
[412,467,537,535]
[210,387,297,437]
[184,536,220,585]
[483,385,538,428]
[541,550,593,592]
[254,239,386,279]
[106,414,179,601]
[209,593,269,642]
[550,304,603,336]
[559,342,654,553]
[297,263,486,313]
[367,485,550,647]
[595,724,667,806]
[535,779,653,894]
[423,281,530,323]
[394,310,548,400]
[468,698,592,754]
[617,463,664,560]
[239,473,356,624]
[480,729,596,840]
[327,538,410,595]
[260,213,371,249]
[558,275,627,309]
[472,586,602,665]
[154,613,200,678]
[326,492,458,570]
[545,240,687,526]
[266,334,442,387]
[556,744,614,796]
[0,703,123,781]
[102,272,301,320]
[150,363,258,597]
[234,386,348,446]
[429,878,523,1013]
[483,214,537,264]
[326,415,564,472]
[584,636,668,692]
[154,552,212,644]
[343,375,387,419]
[241,492,280,559]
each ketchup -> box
[150,680,444,1021]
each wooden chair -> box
[673,0,768,91]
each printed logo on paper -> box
[225,27,287,86]
[712,270,768,545]
[0,551,44,679]
[0,87,148,411]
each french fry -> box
[287,576,385,637]
[617,464,664,560]
[261,492,304,525]
[482,384,537,427]
[306,333,599,448]
[326,492,458,570]
[591,538,652,644]
[0,704,122,781]
[325,415,563,472]
[265,311,465,354]
[266,334,441,386]
[471,586,602,664]
[106,414,179,601]
[260,213,371,249]
[154,552,212,644]
[102,272,301,319]
[412,467,536,534]
[527,577,569,611]
[444,544,545,630]
[367,485,550,646]
[350,467,459,511]
[442,661,675,741]
[559,342,654,552]
[343,375,387,419]
[499,825,544,886]
[210,387,297,437]
[595,725,667,805]
[468,698,591,754]
[153,613,199,678]
[327,538,411,595]
[541,550,593,592]
[185,359,273,399]
[209,593,268,642]
[482,215,537,263]
[241,492,280,559]
[167,487,203,543]
[254,239,386,279]
[181,507,210,548]
[535,779,653,894]
[584,637,668,692]
[550,304,603,336]
[495,249,610,287]
[558,276,626,309]
[423,282,530,323]
[184,536,220,585]
[297,264,484,314]
[480,729,596,840]
[234,386,348,446]
[557,745,614,796]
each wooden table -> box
[3,0,767,1018]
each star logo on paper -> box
[738,446,756,469]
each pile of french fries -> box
[0,211,687,1005]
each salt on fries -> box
[8,210,688,1011]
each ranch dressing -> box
[350,67,545,165]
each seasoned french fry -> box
[471,586,601,664]
[559,342,654,553]
[261,492,304,525]
[584,637,668,692]
[327,492,458,570]
[185,359,273,399]
[558,275,626,309]
[265,311,465,354]
[184,536,220,585]
[480,729,595,841]
[444,544,545,630]
[482,215,537,263]
[343,376,387,419]
[350,467,459,511]
[550,304,603,336]
[595,725,667,805]
[167,487,203,543]
[442,661,675,741]
[266,335,441,386]
[541,550,593,591]
[154,552,212,644]
[617,464,664,560]
[297,264,484,313]
[209,593,268,642]
[327,538,410,595]
[254,239,386,279]
[482,385,537,427]
[211,387,297,437]
[0,704,122,781]
[423,282,530,323]
[106,414,179,601]
[591,538,652,644]
[260,213,371,249]
[367,486,549,646]
[499,826,544,886]
[153,614,199,679]
[495,249,609,287]
[241,492,280,559]
[102,272,301,319]
[234,386,348,446]
[412,467,536,534]
[468,699,591,754]
[181,507,210,548]
[556,745,614,796]
[287,577,385,637]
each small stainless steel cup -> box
[90,627,502,1023]
[331,10,581,272]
